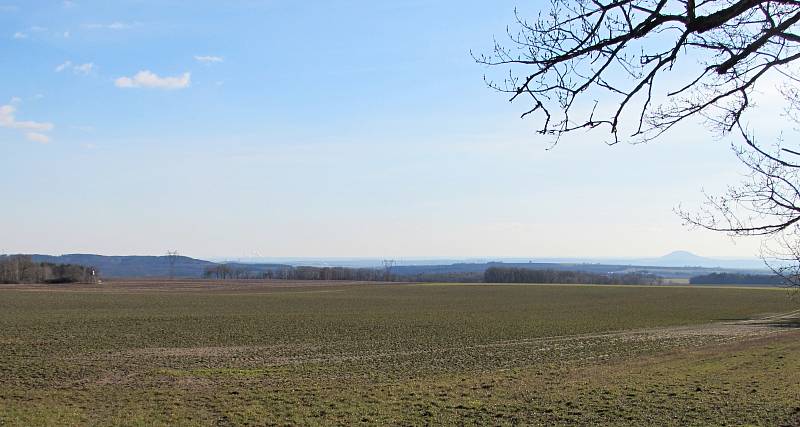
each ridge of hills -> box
[7,251,769,279]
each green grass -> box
[0,282,797,425]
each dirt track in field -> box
[105,310,800,370]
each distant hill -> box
[390,259,769,279]
[236,252,767,270]
[654,250,712,266]
[28,254,216,278]
[26,254,292,278]
[17,251,769,280]
[632,251,766,269]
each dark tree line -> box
[270,266,389,281]
[484,267,662,285]
[401,272,486,283]
[203,265,390,281]
[689,272,784,285]
[202,264,259,280]
[0,255,97,284]
[203,264,666,285]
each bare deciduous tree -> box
[478,0,800,287]
[0,255,95,284]
[476,0,800,144]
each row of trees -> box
[689,273,784,286]
[401,272,485,283]
[202,265,391,281]
[269,266,388,281]
[203,264,667,285]
[202,264,260,280]
[0,255,96,284]
[483,267,662,285]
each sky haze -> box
[0,1,769,259]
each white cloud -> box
[0,105,53,131]
[73,62,94,75]
[115,70,191,90]
[0,5,18,12]
[86,21,135,30]
[63,31,70,38]
[12,27,48,40]
[9,96,21,104]
[55,60,94,75]
[107,22,130,30]
[26,132,50,143]
[0,103,54,143]
[63,0,75,7]
[55,60,71,72]
[194,55,224,64]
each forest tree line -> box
[0,255,96,284]
[203,265,390,281]
[689,273,784,286]
[203,263,664,285]
[483,267,663,285]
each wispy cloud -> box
[0,101,54,143]
[26,132,50,143]
[0,105,53,131]
[86,21,136,30]
[73,63,94,74]
[13,26,58,40]
[195,55,224,64]
[63,0,76,8]
[115,70,191,90]
[55,61,71,72]
[55,60,94,75]
[0,5,18,12]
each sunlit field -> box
[1,280,798,425]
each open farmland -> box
[1,280,798,426]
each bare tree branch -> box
[481,0,800,287]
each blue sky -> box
[0,0,765,259]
